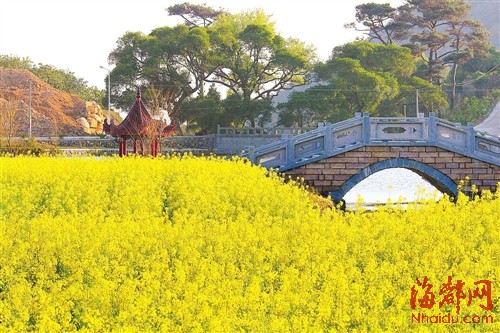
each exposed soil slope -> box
[0,68,104,136]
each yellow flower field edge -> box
[0,155,498,332]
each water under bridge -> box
[243,113,500,202]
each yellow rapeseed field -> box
[0,155,498,332]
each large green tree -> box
[108,24,212,123]
[317,57,399,115]
[108,7,316,129]
[399,0,491,104]
[279,41,448,124]
[346,0,492,113]
[207,10,316,126]
[316,42,412,116]
[344,3,407,45]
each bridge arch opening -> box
[342,168,443,207]
[330,158,458,205]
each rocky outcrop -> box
[0,68,105,136]
[75,101,106,135]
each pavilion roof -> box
[110,88,165,138]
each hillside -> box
[469,0,499,49]
[0,68,105,136]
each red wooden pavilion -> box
[106,88,175,157]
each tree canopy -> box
[167,2,224,27]
[346,0,491,87]
[205,9,316,126]
[344,3,402,45]
[401,0,490,90]
[344,0,493,119]
[208,10,315,100]
[278,41,449,125]
[108,25,212,122]
[108,6,316,129]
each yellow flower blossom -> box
[0,155,498,332]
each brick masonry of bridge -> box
[284,146,500,197]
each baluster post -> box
[324,122,333,153]
[428,112,437,143]
[466,122,475,154]
[282,134,294,168]
[363,112,371,144]
[246,145,256,163]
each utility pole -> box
[99,66,111,124]
[415,89,419,118]
[29,80,32,138]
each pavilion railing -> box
[242,112,500,171]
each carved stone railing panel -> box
[294,137,325,159]
[371,118,426,141]
[332,124,363,148]
[436,123,467,149]
[257,148,287,167]
[476,137,500,156]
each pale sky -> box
[0,0,403,89]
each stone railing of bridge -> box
[242,113,500,197]
[217,125,313,136]
[243,112,500,171]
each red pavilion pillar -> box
[118,138,124,157]
[133,139,137,154]
[150,139,156,157]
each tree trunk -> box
[199,79,205,97]
[173,117,184,136]
[450,62,459,110]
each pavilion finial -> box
[136,87,141,100]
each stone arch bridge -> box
[243,113,500,201]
